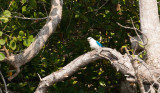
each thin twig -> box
[116,22,148,46]
[94,0,109,14]
[0,71,8,93]
[13,16,48,20]
[37,73,42,81]
[7,0,14,10]
[42,2,48,17]
[130,18,143,44]
[2,16,48,20]
[3,46,9,57]
[124,47,146,92]
[124,47,130,55]
[116,22,136,30]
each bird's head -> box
[87,37,93,42]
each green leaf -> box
[30,0,37,8]
[0,39,5,45]
[0,52,5,61]
[0,17,9,23]
[139,41,144,48]
[28,35,33,39]
[19,31,24,36]
[22,6,27,13]
[21,0,27,4]
[17,35,22,41]
[10,40,16,50]
[99,81,106,87]
[0,31,3,36]
[3,10,11,17]
[28,35,35,42]
[105,10,110,14]
[0,10,11,23]
[23,39,31,47]
[110,32,115,36]
[34,12,37,17]
[10,1,18,11]
[121,45,127,49]
[13,37,17,41]
[75,14,79,18]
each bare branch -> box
[3,0,63,80]
[35,47,134,93]
[34,46,160,92]
[12,16,48,20]
[0,71,8,93]
[37,73,42,81]
[2,15,48,20]
[116,22,137,30]
[130,18,143,44]
[94,0,109,14]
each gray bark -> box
[3,0,63,80]
[139,0,160,67]
[35,48,160,93]
[1,0,160,92]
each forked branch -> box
[35,47,160,93]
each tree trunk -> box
[120,79,137,93]
[139,0,160,67]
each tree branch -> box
[35,47,160,93]
[2,0,63,81]
[0,71,8,93]
[35,48,132,93]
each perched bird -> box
[87,37,103,49]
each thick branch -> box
[35,48,160,93]
[3,0,63,80]
[35,48,134,93]
[35,50,101,93]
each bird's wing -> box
[96,41,103,47]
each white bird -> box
[87,37,103,49]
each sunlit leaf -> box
[75,14,79,18]
[19,31,24,36]
[23,39,31,47]
[28,35,35,42]
[0,31,3,36]
[9,40,16,50]
[73,81,77,84]
[0,52,5,61]
[0,39,5,45]
[22,6,27,13]
[0,10,11,23]
[139,41,144,48]
[99,81,106,87]
[3,10,11,17]
[17,35,22,41]
[21,0,27,4]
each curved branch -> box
[35,50,101,93]
[35,48,134,92]
[3,0,63,81]
[35,47,160,93]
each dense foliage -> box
[1,0,157,92]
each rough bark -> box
[35,48,160,93]
[120,79,137,93]
[139,0,160,67]
[3,0,63,80]
[1,0,160,92]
